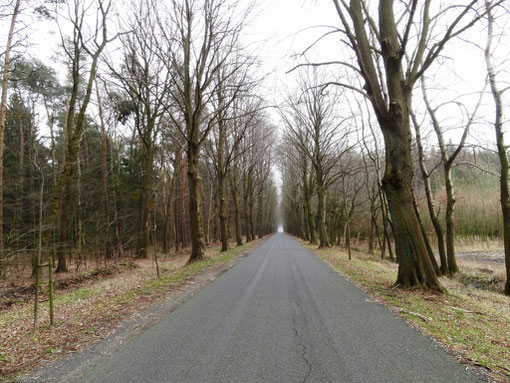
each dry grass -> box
[455,237,503,252]
[301,240,510,382]
[0,239,265,382]
[456,259,507,293]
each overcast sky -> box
[3,0,508,149]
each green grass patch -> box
[42,347,58,355]
[301,240,510,381]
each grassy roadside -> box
[300,240,510,382]
[0,238,265,381]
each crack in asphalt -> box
[292,302,312,383]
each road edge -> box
[17,237,270,383]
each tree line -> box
[0,0,278,297]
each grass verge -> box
[300,240,510,382]
[0,239,264,382]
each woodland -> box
[0,0,509,341]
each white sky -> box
[2,0,508,150]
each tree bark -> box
[316,185,329,248]
[230,175,243,246]
[444,168,459,274]
[186,142,205,263]
[257,191,264,239]
[333,0,441,289]
[0,0,21,277]
[413,113,448,274]
[218,171,228,251]
[96,81,112,260]
[485,3,510,295]
[380,119,440,288]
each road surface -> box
[73,233,483,383]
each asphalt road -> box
[73,233,483,383]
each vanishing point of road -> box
[73,233,483,383]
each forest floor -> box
[0,237,268,382]
[302,240,510,382]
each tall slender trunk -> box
[412,113,447,274]
[111,132,123,257]
[257,192,264,239]
[186,142,205,263]
[302,197,310,241]
[243,176,252,242]
[230,176,243,246]
[218,172,228,251]
[16,110,24,252]
[485,4,510,295]
[76,152,84,269]
[368,217,374,254]
[305,172,317,244]
[248,188,255,241]
[55,31,105,273]
[345,221,352,260]
[163,170,175,254]
[444,167,458,274]
[0,0,21,276]
[96,81,112,259]
[316,185,329,248]
[137,144,154,258]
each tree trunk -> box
[17,110,24,253]
[96,81,112,260]
[163,170,175,254]
[244,177,252,242]
[317,185,329,248]
[414,197,441,276]
[76,151,84,270]
[230,176,243,246]
[485,6,510,295]
[248,189,255,241]
[186,142,205,263]
[368,217,374,254]
[257,192,264,239]
[444,167,459,274]
[137,144,154,259]
[0,0,21,276]
[345,221,352,260]
[302,198,310,241]
[218,171,228,252]
[380,118,440,289]
[305,192,317,245]
[413,112,447,274]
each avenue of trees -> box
[1,0,510,304]
[0,0,278,305]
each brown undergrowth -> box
[0,238,265,382]
[300,240,510,382]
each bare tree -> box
[324,0,492,289]
[50,0,113,272]
[205,57,259,251]
[413,80,485,275]
[282,71,353,248]
[155,0,253,263]
[484,0,510,295]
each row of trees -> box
[281,0,510,295]
[0,0,278,291]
